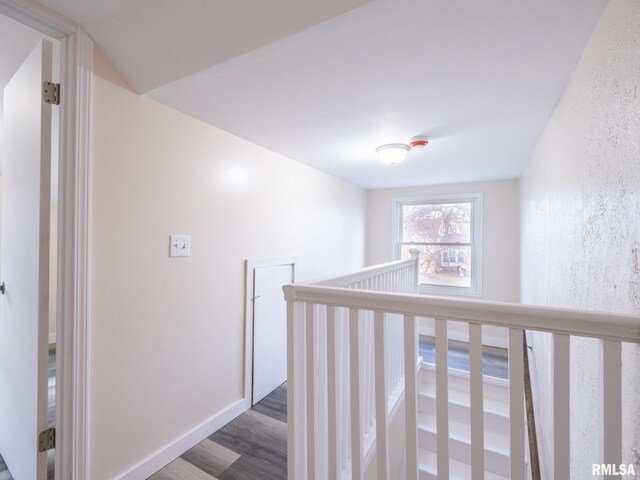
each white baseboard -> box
[49,333,56,345]
[118,399,247,480]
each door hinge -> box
[38,427,56,452]
[42,81,60,105]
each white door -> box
[0,40,53,480]
[252,264,293,404]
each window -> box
[393,193,483,296]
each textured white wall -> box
[89,49,366,479]
[520,0,640,478]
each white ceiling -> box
[34,0,373,93]
[36,0,606,189]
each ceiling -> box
[37,0,606,189]
[34,0,373,93]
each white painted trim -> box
[300,258,414,288]
[117,399,246,480]
[283,284,640,343]
[0,0,75,37]
[0,3,94,478]
[57,28,93,480]
[391,192,484,298]
[244,256,297,408]
[48,333,56,345]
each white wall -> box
[520,0,640,478]
[366,180,520,346]
[89,49,366,479]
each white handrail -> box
[284,284,640,343]
[301,258,416,288]
[287,255,419,480]
[287,254,640,480]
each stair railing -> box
[284,257,640,480]
[287,251,420,480]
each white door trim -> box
[244,257,296,409]
[0,2,93,478]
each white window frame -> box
[392,192,483,297]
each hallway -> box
[149,385,287,480]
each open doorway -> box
[0,12,60,480]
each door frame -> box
[0,1,93,478]
[244,256,296,408]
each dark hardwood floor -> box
[149,384,288,480]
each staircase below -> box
[417,347,513,480]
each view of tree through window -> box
[400,202,472,288]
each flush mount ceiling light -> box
[376,143,411,164]
[376,137,429,164]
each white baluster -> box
[326,306,341,480]
[509,328,525,479]
[601,340,622,479]
[341,313,350,474]
[469,323,484,480]
[405,315,419,479]
[363,313,372,437]
[306,303,316,480]
[410,248,420,291]
[553,333,570,479]
[287,301,298,480]
[391,316,398,390]
[374,311,390,480]
[435,319,450,479]
[406,266,410,292]
[350,309,364,480]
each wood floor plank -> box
[251,384,287,423]
[148,457,218,480]
[181,439,240,477]
[209,409,286,473]
[218,454,286,480]
[152,385,288,479]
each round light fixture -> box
[376,143,411,164]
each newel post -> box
[409,248,421,292]
[282,284,301,479]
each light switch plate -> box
[170,235,191,257]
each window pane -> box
[401,244,472,288]
[402,202,471,243]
